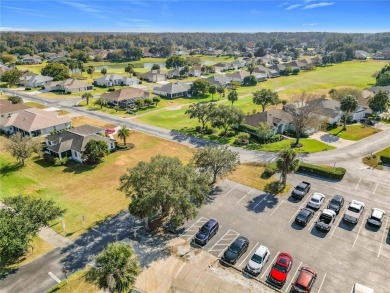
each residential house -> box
[0,99,32,118]
[268,64,286,73]
[229,60,246,70]
[373,49,390,60]
[299,59,315,69]
[285,60,306,70]
[206,74,231,87]
[225,70,250,83]
[45,125,115,163]
[0,64,10,77]
[212,62,231,73]
[244,110,294,135]
[21,55,42,64]
[19,73,53,88]
[140,69,166,82]
[101,87,155,108]
[0,107,71,136]
[93,74,139,87]
[188,66,202,77]
[252,72,268,82]
[354,50,371,60]
[253,66,279,78]
[166,68,185,79]
[154,82,191,98]
[45,79,93,93]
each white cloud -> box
[0,27,33,31]
[303,2,334,9]
[286,4,303,10]
[61,1,107,19]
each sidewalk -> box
[38,227,73,248]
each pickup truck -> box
[315,209,336,232]
[343,200,365,224]
[291,181,311,199]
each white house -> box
[154,82,191,98]
[94,74,140,87]
[19,73,53,88]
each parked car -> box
[292,181,311,200]
[105,128,115,135]
[267,252,293,288]
[295,208,315,226]
[307,193,325,210]
[367,208,386,227]
[222,236,249,265]
[245,245,270,275]
[315,209,337,232]
[343,200,365,224]
[327,194,344,214]
[292,267,317,292]
[360,118,375,126]
[194,219,219,245]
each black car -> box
[327,195,344,214]
[295,208,315,226]
[222,236,249,265]
[194,219,219,245]
[360,118,375,126]
[292,181,311,200]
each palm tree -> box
[117,125,131,145]
[95,97,107,109]
[101,68,107,76]
[87,66,95,78]
[87,242,140,293]
[228,90,238,107]
[247,62,255,74]
[82,92,93,105]
[276,148,300,187]
[340,95,358,130]
[208,85,216,101]
[217,86,225,100]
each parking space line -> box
[378,217,389,257]
[307,213,320,231]
[261,251,279,279]
[373,182,379,194]
[179,217,208,237]
[222,184,239,198]
[208,229,239,253]
[317,272,327,293]
[330,206,348,238]
[288,195,312,223]
[352,211,367,247]
[285,261,302,293]
[238,242,259,267]
[354,178,362,190]
[252,195,269,211]
[236,189,253,204]
[270,200,284,217]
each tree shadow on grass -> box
[0,162,23,177]
[62,162,96,174]
[0,267,19,280]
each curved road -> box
[3,89,390,165]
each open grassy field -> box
[328,124,381,141]
[247,138,335,153]
[46,269,98,293]
[71,116,115,128]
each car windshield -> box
[311,198,320,203]
[320,214,332,224]
[251,254,263,264]
[348,206,359,213]
[297,212,308,219]
[330,199,339,205]
[199,226,210,234]
[296,186,305,191]
[294,283,307,291]
[228,243,240,254]
[274,263,287,273]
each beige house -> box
[45,79,93,93]
[140,69,167,82]
[101,87,155,108]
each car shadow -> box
[287,195,303,204]
[290,222,305,230]
[364,222,381,232]
[310,227,328,238]
[338,220,356,231]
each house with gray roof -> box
[244,109,294,135]
[229,60,246,70]
[45,79,93,93]
[212,62,231,73]
[354,50,371,60]
[101,87,155,108]
[154,82,191,98]
[268,64,286,73]
[45,125,116,163]
[188,66,202,77]
[206,74,231,87]
[253,66,279,78]
[140,69,166,82]
[94,74,139,87]
[19,73,53,88]
[21,55,42,64]
[225,70,250,82]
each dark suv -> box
[327,194,344,214]
[194,219,219,245]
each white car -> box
[367,208,386,227]
[307,193,325,209]
[246,245,270,275]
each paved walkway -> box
[38,227,73,248]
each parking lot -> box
[180,175,390,293]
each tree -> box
[257,122,273,143]
[124,64,134,76]
[328,87,363,101]
[153,96,161,105]
[95,97,107,109]
[230,81,241,90]
[276,148,300,187]
[166,56,186,69]
[368,90,389,114]
[123,47,143,61]
[243,75,257,86]
[340,95,358,130]
[190,79,210,96]
[101,68,107,76]
[144,97,153,108]
[252,89,280,112]
[286,93,322,146]
[272,42,285,53]
[134,98,144,109]
[211,105,244,136]
[119,155,210,230]
[1,69,22,86]
[281,66,292,76]
[5,133,41,166]
[185,102,215,131]
[82,92,93,105]
[1,52,16,64]
[8,95,23,104]
[117,126,131,146]
[292,68,300,75]
[86,242,140,293]
[254,47,266,57]
[87,66,95,78]
[247,62,255,74]
[191,145,239,184]
[208,84,217,101]
[217,86,225,100]
[41,63,70,81]
[83,140,109,164]
[228,89,238,107]
[376,71,390,86]
[151,63,160,70]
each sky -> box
[0,0,389,33]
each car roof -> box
[333,194,344,201]
[278,253,292,265]
[371,208,385,218]
[297,182,307,188]
[300,208,313,216]
[312,193,325,200]
[234,236,248,245]
[204,219,217,228]
[322,209,336,216]
[296,267,316,286]
[254,245,268,256]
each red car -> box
[105,128,115,135]
[267,252,293,288]
[292,267,317,293]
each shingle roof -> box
[94,74,124,83]
[206,74,231,85]
[0,100,32,115]
[101,87,153,102]
[226,70,250,79]
[45,79,91,90]
[154,82,190,95]
[69,125,104,136]
[244,110,293,128]
[19,73,53,84]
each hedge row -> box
[297,162,346,180]
[380,155,390,164]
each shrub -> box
[54,157,68,166]
[297,162,346,180]
[25,87,32,91]
[380,155,390,164]
[283,130,309,138]
[204,127,214,135]
[43,153,55,164]
[261,162,278,179]
[108,87,115,92]
[8,95,23,104]
[66,91,72,94]
[234,132,250,145]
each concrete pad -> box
[310,131,355,148]
[183,265,203,284]
[171,278,197,292]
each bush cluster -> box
[380,155,390,164]
[297,162,346,180]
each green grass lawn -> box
[246,138,335,153]
[327,124,381,141]
[362,147,390,170]
[24,101,48,109]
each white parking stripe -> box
[354,178,362,190]
[308,213,320,231]
[330,206,348,238]
[270,200,284,217]
[285,261,302,293]
[222,184,239,198]
[317,272,327,293]
[179,217,208,237]
[352,211,367,247]
[252,195,269,211]
[289,195,312,223]
[373,182,379,194]
[261,251,279,279]
[378,217,389,257]
[208,229,239,252]
[48,272,61,283]
[238,242,259,268]
[236,189,253,204]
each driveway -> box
[310,131,355,148]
